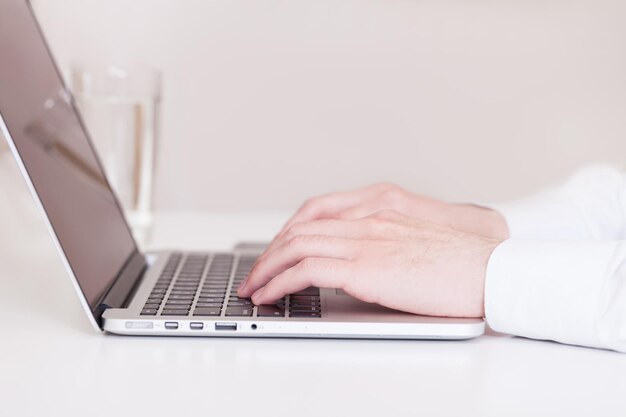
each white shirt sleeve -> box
[484,165,626,352]
[490,165,626,241]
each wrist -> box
[449,204,509,239]
[472,236,503,317]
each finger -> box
[238,235,356,298]
[243,219,367,293]
[276,194,358,237]
[335,200,392,220]
[251,258,352,305]
[262,218,371,256]
[261,213,410,266]
[276,184,391,236]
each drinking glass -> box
[0,131,8,153]
[69,66,161,245]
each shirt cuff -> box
[484,238,624,350]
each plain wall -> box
[18,0,626,211]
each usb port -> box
[190,322,204,330]
[215,322,237,331]
[164,322,179,330]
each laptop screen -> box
[0,1,139,313]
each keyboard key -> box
[203,282,228,287]
[169,294,194,300]
[257,305,285,317]
[176,278,201,282]
[193,308,221,316]
[153,284,170,289]
[227,301,252,306]
[229,296,252,301]
[196,303,223,308]
[293,287,320,296]
[164,304,190,310]
[291,299,320,305]
[146,298,163,304]
[289,295,320,301]
[150,288,167,294]
[197,297,224,303]
[157,275,173,281]
[200,293,226,298]
[172,283,199,288]
[290,312,322,318]
[290,302,321,308]
[202,284,228,289]
[143,303,160,309]
[164,299,192,305]
[202,288,226,294]
[161,309,189,316]
[290,306,321,313]
[170,290,196,295]
[225,307,253,317]
[141,309,157,315]
[155,282,172,287]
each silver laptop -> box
[0,0,484,339]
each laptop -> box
[0,0,484,339]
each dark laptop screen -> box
[0,1,138,312]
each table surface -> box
[1,155,626,416]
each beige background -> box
[5,0,626,211]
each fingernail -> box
[252,287,265,303]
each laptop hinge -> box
[95,250,147,326]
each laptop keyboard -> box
[140,253,322,318]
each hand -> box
[238,210,503,318]
[274,183,509,240]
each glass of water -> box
[69,66,161,245]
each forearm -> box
[485,239,626,352]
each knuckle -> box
[284,234,303,250]
[281,231,297,247]
[301,197,321,212]
[284,223,303,239]
[370,208,398,219]
[286,234,321,250]
[283,222,310,243]
[297,257,318,273]
[337,208,358,220]
[250,257,265,272]
[381,186,404,202]
[376,182,408,203]
[373,182,396,191]
[361,217,384,234]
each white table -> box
[1,157,626,416]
